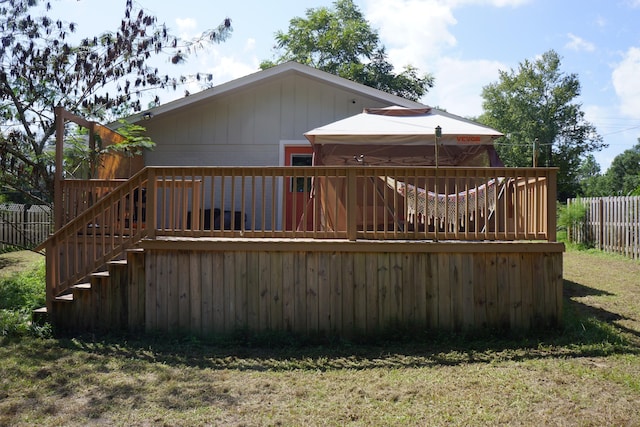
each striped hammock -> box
[382,176,505,226]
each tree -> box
[479,50,605,200]
[0,0,232,205]
[600,141,640,196]
[260,0,433,101]
[576,154,606,197]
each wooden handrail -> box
[44,168,150,308]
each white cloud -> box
[175,17,197,33]
[565,33,595,52]
[365,0,457,70]
[426,57,504,117]
[244,38,256,53]
[612,47,640,118]
[363,0,517,117]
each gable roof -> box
[124,61,426,124]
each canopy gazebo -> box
[302,106,507,233]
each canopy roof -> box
[304,106,503,146]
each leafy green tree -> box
[576,154,605,197]
[0,0,231,204]
[479,50,605,200]
[260,0,433,101]
[600,141,640,196]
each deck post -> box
[347,168,357,241]
[547,168,557,242]
[45,240,55,312]
[54,107,65,231]
[146,168,156,239]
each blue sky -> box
[55,0,640,171]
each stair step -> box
[109,259,128,266]
[55,293,74,302]
[91,271,110,278]
[32,307,49,324]
[72,283,91,290]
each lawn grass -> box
[1,249,639,426]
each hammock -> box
[382,176,506,227]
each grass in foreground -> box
[0,249,639,426]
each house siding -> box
[142,74,393,168]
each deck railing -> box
[45,170,149,304]
[142,166,556,241]
[45,166,556,301]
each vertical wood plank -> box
[531,252,544,328]
[281,252,295,332]
[317,252,331,334]
[438,253,451,330]
[377,252,391,329]
[200,252,214,336]
[329,252,342,335]
[270,252,283,330]
[391,252,403,327]
[341,252,354,337]
[365,253,379,334]
[519,253,533,330]
[473,253,487,329]
[509,253,522,330]
[294,251,306,334]
[127,250,145,333]
[403,253,417,326]
[461,253,474,330]
[426,253,438,329]
[178,251,190,333]
[553,252,563,326]
[223,252,235,331]
[166,251,179,333]
[188,254,201,335]
[246,251,260,331]
[212,252,224,334]
[496,253,510,329]
[259,251,271,331]
[450,253,463,331]
[235,252,248,329]
[353,253,367,335]
[156,252,169,332]
[306,252,319,333]
[145,252,156,332]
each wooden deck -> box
[43,166,564,336]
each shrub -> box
[0,259,50,339]
[0,259,46,311]
[558,200,587,243]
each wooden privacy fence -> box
[567,196,640,260]
[0,203,52,250]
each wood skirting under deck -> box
[136,238,564,337]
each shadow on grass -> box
[0,256,21,271]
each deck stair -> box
[39,248,146,334]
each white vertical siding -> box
[143,73,393,167]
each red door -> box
[284,145,314,231]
